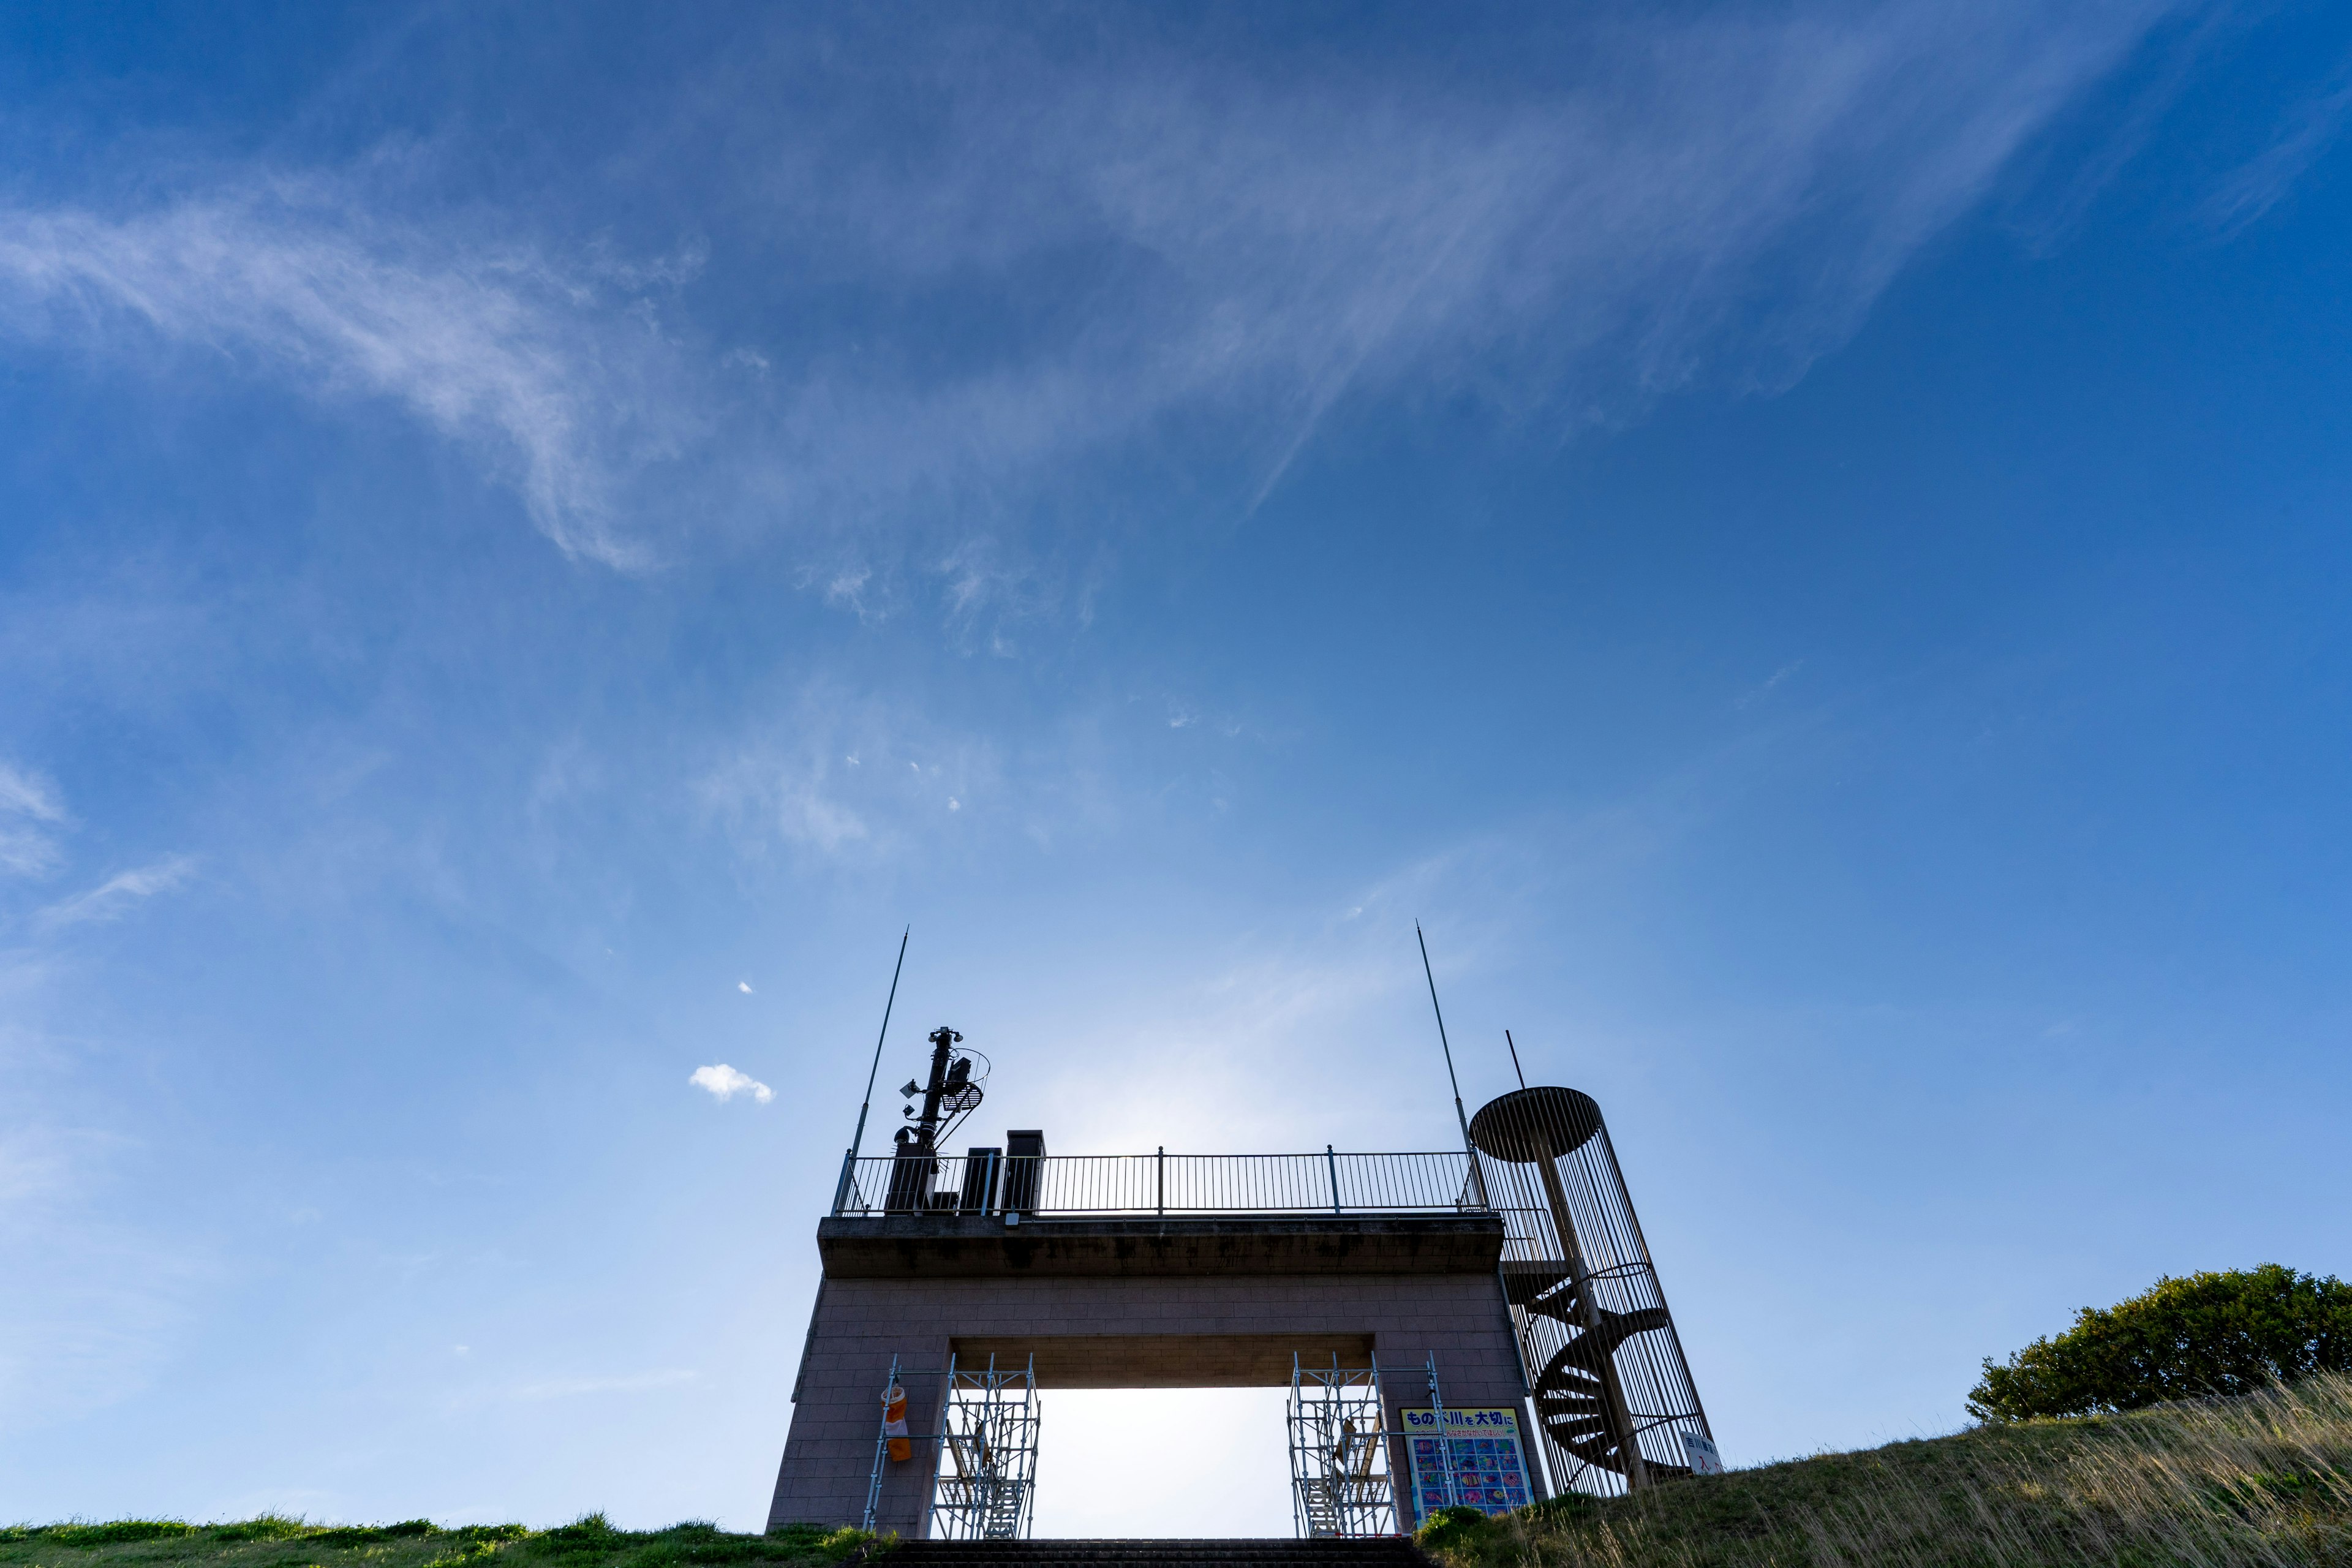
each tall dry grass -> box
[1472,1373,2352,1568]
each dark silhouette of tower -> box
[1469,1086,1714,1493]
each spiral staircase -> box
[1503,1262,1689,1481]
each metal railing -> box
[832,1148,1480,1218]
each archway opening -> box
[1028,1387,1294,1537]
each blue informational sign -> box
[1399,1406,1532,1523]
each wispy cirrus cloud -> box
[36,854,196,929]
[723,2,2184,513]
[697,680,1006,861]
[0,185,692,569]
[0,762,68,880]
[0,4,2181,582]
[2199,48,2352,236]
[0,1087,213,1428]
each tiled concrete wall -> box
[767,1270,1530,1535]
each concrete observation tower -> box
[768,1015,1717,1541]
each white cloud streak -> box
[728,3,2180,513]
[2199,49,2352,237]
[0,4,2177,576]
[689,1063,771,1103]
[0,186,689,568]
[1738,660,1808,709]
[0,1078,211,1430]
[0,762,69,880]
[34,854,195,929]
[697,682,1007,861]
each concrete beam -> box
[816,1214,1504,1279]
[946,1332,1378,1387]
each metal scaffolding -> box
[924,1355,1042,1541]
[1287,1357,1403,1539]
[864,1355,1043,1540]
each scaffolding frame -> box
[925,1354,1042,1541]
[1287,1355,1428,1539]
[1287,1357,1395,1539]
[865,1355,1042,1540]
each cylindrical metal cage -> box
[1469,1087,1712,1496]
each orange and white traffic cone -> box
[883,1384,910,1463]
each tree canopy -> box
[1969,1264,2352,1422]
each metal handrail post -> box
[833,1148,857,1216]
[1326,1145,1342,1214]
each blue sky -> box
[3,0,2350,1537]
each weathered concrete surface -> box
[944,1331,1378,1387]
[815,1214,1506,1279]
[769,1215,1529,1536]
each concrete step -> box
[884,1541,1429,1568]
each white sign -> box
[1681,1430,1725,1476]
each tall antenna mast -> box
[833,927,910,1214]
[1417,922,1487,1204]
[1504,1028,1528,1090]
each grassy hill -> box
[0,1517,870,1568]
[9,1374,2348,1568]
[1425,1372,2352,1567]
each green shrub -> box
[1516,1492,1598,1527]
[421,1538,506,1568]
[816,1528,881,1561]
[756,1525,880,1561]
[1970,1264,2352,1420]
[306,1523,438,1547]
[1414,1504,1499,1558]
[760,1528,831,1548]
[43,1524,198,1547]
[210,1518,314,1543]
[545,1514,615,1541]
[7,1512,873,1568]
